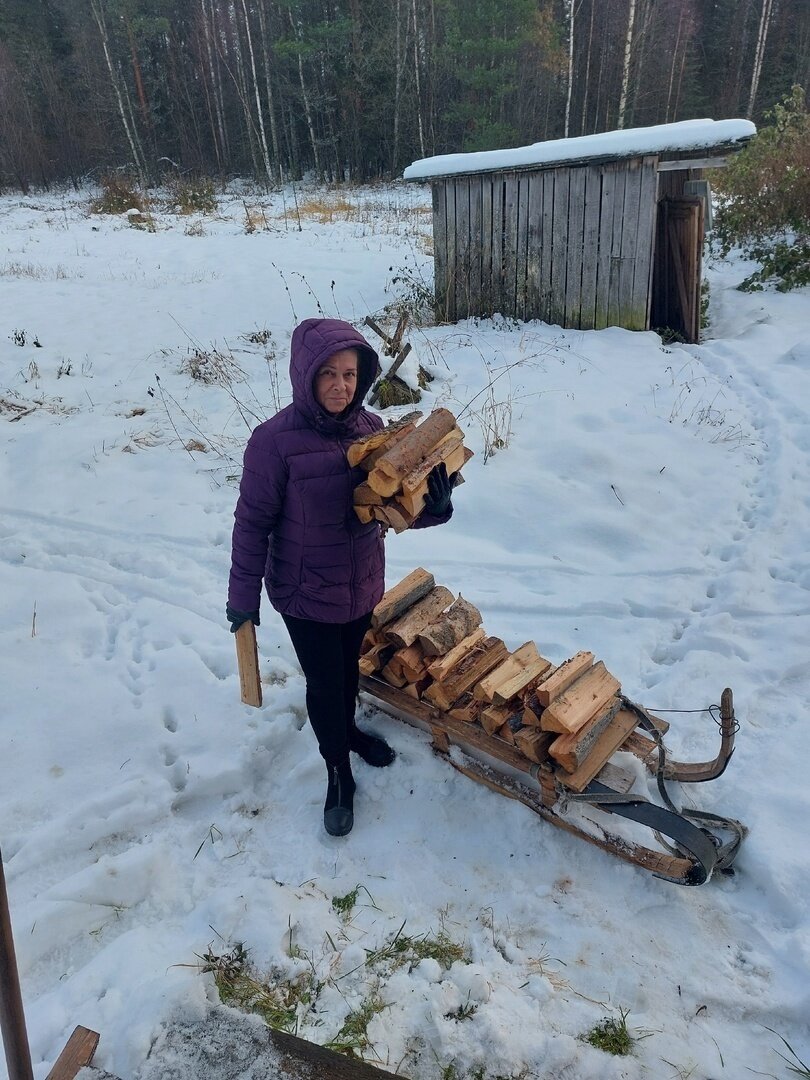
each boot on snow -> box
[349,726,395,768]
[324,760,355,836]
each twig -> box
[610,484,624,505]
[31,601,37,637]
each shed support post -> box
[0,846,35,1080]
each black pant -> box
[282,611,373,766]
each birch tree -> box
[617,0,636,129]
[747,0,775,118]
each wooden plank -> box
[526,172,543,320]
[515,173,530,320]
[564,165,587,328]
[445,180,457,322]
[549,168,570,326]
[469,174,483,318]
[502,172,519,318]
[490,176,505,317]
[492,655,553,706]
[540,661,620,734]
[618,158,643,328]
[607,164,627,327]
[427,627,486,680]
[632,156,658,331]
[579,165,601,330]
[432,183,448,322]
[480,177,493,316]
[594,164,616,329]
[555,707,639,792]
[454,177,471,320]
[46,1026,100,1080]
[540,170,554,322]
[535,651,594,706]
[235,621,262,708]
[384,585,454,647]
[371,567,435,629]
[549,695,623,771]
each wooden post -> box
[0,845,35,1080]
[235,621,262,707]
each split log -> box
[521,692,543,727]
[473,641,542,702]
[353,482,385,505]
[423,636,508,710]
[549,696,623,772]
[373,408,458,484]
[375,503,417,534]
[371,568,435,629]
[447,693,482,724]
[380,662,408,688]
[514,727,554,764]
[384,585,454,648]
[358,642,392,674]
[418,596,482,656]
[363,419,420,471]
[347,412,422,466]
[394,434,464,515]
[491,655,553,706]
[235,621,262,708]
[480,701,513,735]
[402,675,432,699]
[535,651,594,706]
[555,707,639,792]
[355,505,374,523]
[496,714,525,745]
[540,661,621,735]
[426,628,486,680]
[391,643,428,682]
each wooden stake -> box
[45,1027,100,1080]
[0,846,34,1080]
[235,621,262,708]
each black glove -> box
[226,604,260,633]
[423,462,455,516]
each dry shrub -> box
[294,195,355,223]
[91,174,147,215]
[180,346,245,387]
[167,177,218,215]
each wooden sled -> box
[360,677,747,886]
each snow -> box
[1,182,809,1080]
[403,118,757,180]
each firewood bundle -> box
[361,568,632,791]
[350,408,473,533]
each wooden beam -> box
[45,1027,100,1080]
[235,621,262,708]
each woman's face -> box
[314,348,359,415]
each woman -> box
[227,318,455,837]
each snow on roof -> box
[403,118,756,181]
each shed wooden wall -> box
[432,155,659,331]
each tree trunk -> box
[564,0,575,138]
[411,0,426,157]
[617,0,636,129]
[580,0,596,134]
[747,0,774,118]
[89,0,148,186]
[239,0,274,187]
[289,9,321,176]
[256,0,282,181]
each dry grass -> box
[0,262,76,280]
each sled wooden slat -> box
[235,621,262,708]
[45,1026,100,1080]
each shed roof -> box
[403,118,756,182]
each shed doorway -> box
[651,195,705,343]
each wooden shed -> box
[404,119,755,343]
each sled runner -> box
[360,675,745,886]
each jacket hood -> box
[290,319,379,434]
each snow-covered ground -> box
[1,183,808,1080]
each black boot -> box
[324,760,355,836]
[349,726,395,768]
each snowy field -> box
[1,183,809,1080]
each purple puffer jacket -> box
[228,318,451,624]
